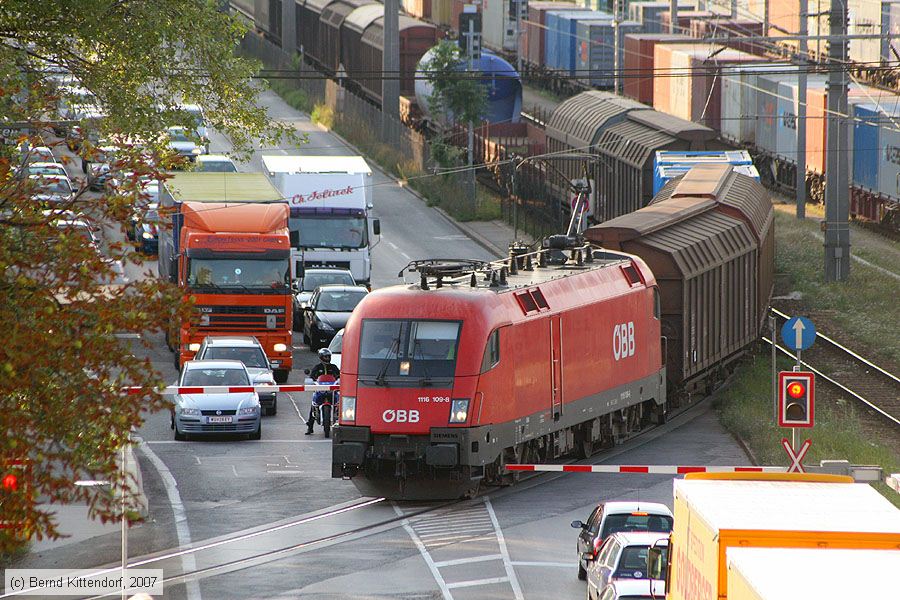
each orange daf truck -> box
[158,173,293,382]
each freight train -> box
[331,164,774,499]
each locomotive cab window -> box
[481,329,500,373]
[653,287,661,319]
[359,319,461,385]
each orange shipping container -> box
[623,33,690,104]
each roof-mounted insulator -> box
[538,250,547,268]
[499,267,507,285]
[508,251,518,275]
[470,273,477,287]
[584,245,594,263]
[420,272,429,290]
[524,254,533,271]
[436,276,443,288]
[489,271,499,287]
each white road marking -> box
[143,439,330,444]
[485,498,524,600]
[267,470,304,475]
[287,393,308,424]
[446,577,510,589]
[138,440,202,600]
[433,554,503,568]
[231,465,238,477]
[393,503,453,600]
[510,561,572,568]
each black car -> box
[302,284,368,351]
[292,268,356,330]
[129,203,160,254]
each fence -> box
[240,32,569,236]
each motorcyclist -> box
[306,348,340,435]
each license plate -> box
[208,416,232,424]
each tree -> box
[0,0,294,553]
[421,40,488,131]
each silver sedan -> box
[171,360,262,441]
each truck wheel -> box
[274,369,289,384]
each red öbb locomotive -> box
[331,248,667,499]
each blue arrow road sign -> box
[781,316,816,351]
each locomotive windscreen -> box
[358,319,461,384]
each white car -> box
[586,532,669,600]
[572,501,673,580]
[166,126,204,160]
[29,174,75,205]
[327,329,344,370]
[594,579,666,600]
[20,146,59,166]
[171,360,263,441]
[22,161,69,180]
[195,154,237,173]
[195,336,278,416]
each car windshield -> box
[187,258,290,290]
[601,514,673,539]
[302,271,355,291]
[359,319,461,381]
[316,290,366,312]
[143,209,160,222]
[168,129,192,143]
[614,546,661,580]
[27,166,66,177]
[290,216,367,249]
[196,160,236,173]
[35,179,71,194]
[56,224,95,244]
[202,347,268,369]
[182,368,249,386]
[328,331,343,354]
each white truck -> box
[262,155,380,284]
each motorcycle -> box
[304,371,339,437]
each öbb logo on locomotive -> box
[613,321,636,361]
[382,409,420,423]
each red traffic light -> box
[787,381,806,399]
[2,473,17,491]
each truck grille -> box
[192,305,287,331]
[304,260,351,270]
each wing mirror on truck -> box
[372,218,380,236]
[647,539,670,599]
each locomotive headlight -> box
[341,396,356,423]
[449,399,470,424]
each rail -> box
[765,308,900,428]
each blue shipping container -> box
[654,163,760,195]
[547,10,610,74]
[852,103,880,191]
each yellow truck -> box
[726,547,900,600]
[647,473,900,600]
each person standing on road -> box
[306,348,340,435]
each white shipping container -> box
[483,0,518,52]
[720,64,793,145]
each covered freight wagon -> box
[342,11,439,104]
[320,0,377,74]
[585,165,772,387]
[592,109,719,220]
[297,0,334,66]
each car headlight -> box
[191,147,202,155]
[318,321,334,332]
[273,343,288,353]
[188,343,200,352]
[239,406,259,415]
[181,407,200,416]
[142,231,153,239]
[449,399,469,424]
[341,396,356,423]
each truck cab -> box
[261,155,380,285]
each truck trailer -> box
[158,173,294,382]
[726,547,900,600]
[649,472,900,600]
[261,155,380,284]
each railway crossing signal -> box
[782,438,812,473]
[778,371,815,428]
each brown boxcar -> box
[320,0,378,74]
[297,0,334,65]
[650,164,775,332]
[585,171,767,388]
[688,18,765,54]
[623,33,691,105]
[522,2,582,67]
[343,12,440,105]
[592,109,719,221]
[544,91,648,214]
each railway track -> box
[766,307,900,428]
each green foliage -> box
[429,138,463,171]
[310,103,335,129]
[422,41,488,127]
[0,0,293,551]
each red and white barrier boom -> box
[125,384,340,396]
[505,464,787,474]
